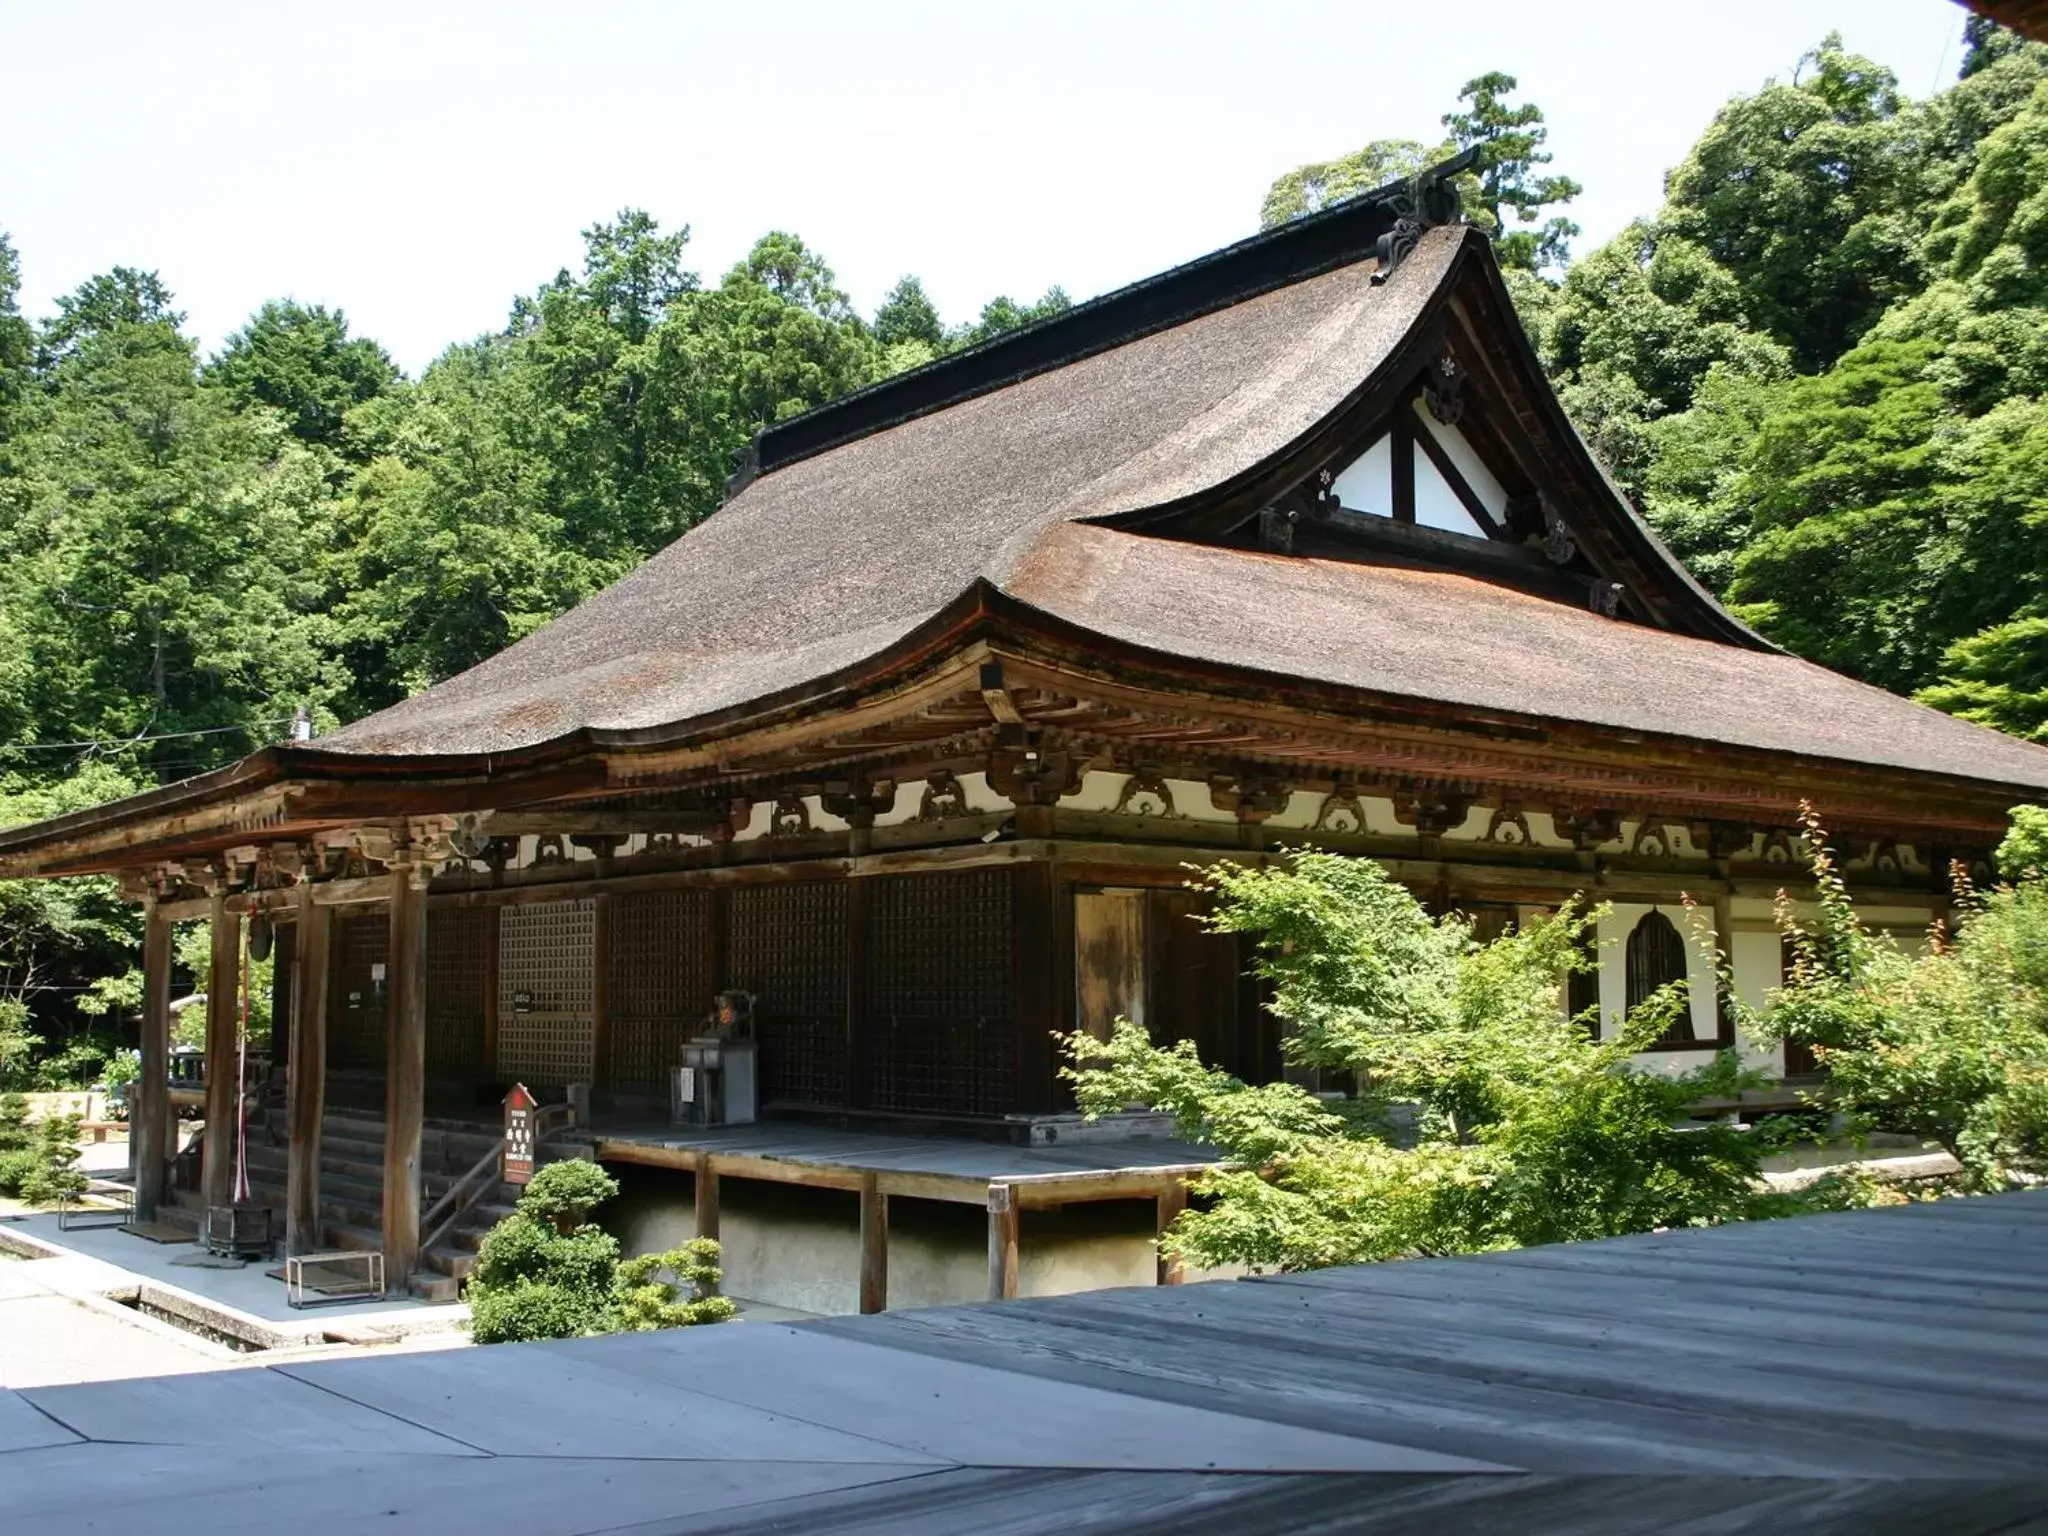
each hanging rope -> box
[233,917,251,1206]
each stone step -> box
[324,1222,383,1255]
[421,1245,476,1281]
[409,1270,460,1303]
[321,1195,385,1232]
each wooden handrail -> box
[419,1140,503,1259]
[418,1098,578,1259]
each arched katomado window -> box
[1625,910,1692,1048]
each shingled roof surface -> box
[313,222,2048,794]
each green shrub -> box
[0,1148,37,1197]
[466,1161,736,1344]
[469,1279,607,1345]
[1066,852,1783,1273]
[0,1110,87,1205]
[614,1240,739,1330]
[1762,805,2048,1189]
[513,1159,620,1231]
[0,1092,31,1155]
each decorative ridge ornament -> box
[1372,146,1479,286]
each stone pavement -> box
[0,1195,2045,1533]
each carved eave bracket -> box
[1391,785,1473,838]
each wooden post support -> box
[286,888,331,1256]
[1155,1181,1188,1286]
[695,1150,721,1242]
[858,1169,888,1315]
[986,1182,1020,1302]
[381,855,430,1285]
[202,886,240,1214]
[133,896,173,1221]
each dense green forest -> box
[2,20,2045,1080]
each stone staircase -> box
[179,1084,517,1302]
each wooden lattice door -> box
[497,900,596,1092]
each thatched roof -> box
[305,208,2048,795]
[316,228,1463,757]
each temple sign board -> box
[503,1082,537,1185]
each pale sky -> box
[3,0,1971,375]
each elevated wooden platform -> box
[589,1119,1221,1310]
[590,1120,1218,1207]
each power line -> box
[2,716,299,753]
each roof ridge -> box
[740,150,1481,485]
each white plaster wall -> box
[1414,456,1487,537]
[1059,769,1128,814]
[1594,902,1721,1045]
[1414,403,1508,520]
[1330,434,1392,517]
[1727,924,1784,1075]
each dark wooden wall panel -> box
[865,869,1014,1116]
[328,912,387,1072]
[426,906,491,1082]
[1147,888,1241,1074]
[604,889,714,1096]
[729,882,848,1107]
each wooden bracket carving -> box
[1208,774,1291,824]
[1114,771,1182,820]
[1313,790,1369,834]
[918,771,972,822]
[822,777,896,828]
[1483,806,1532,846]
[1391,787,1472,838]
[1551,807,1622,852]
[987,745,1081,806]
[1692,822,1757,861]
[768,792,812,838]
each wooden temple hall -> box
[8,156,2048,1309]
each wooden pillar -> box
[694,1150,720,1242]
[986,1182,1019,1302]
[858,1169,888,1315]
[286,888,331,1256]
[202,887,239,1213]
[381,855,429,1284]
[1155,1182,1187,1286]
[132,896,173,1221]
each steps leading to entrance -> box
[234,1092,514,1301]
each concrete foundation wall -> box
[604,1161,1176,1315]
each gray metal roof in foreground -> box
[5,1193,2048,1534]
